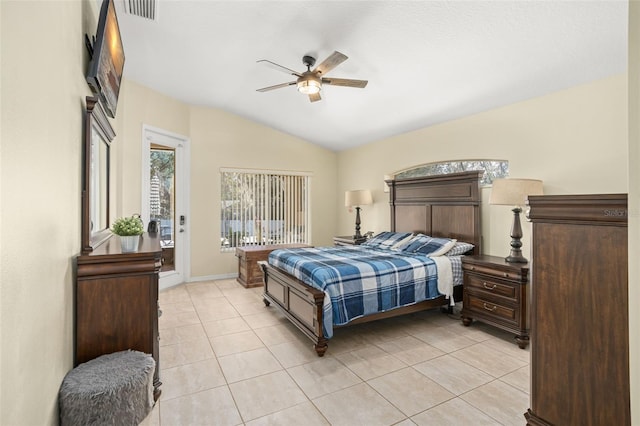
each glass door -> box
[142,125,190,289]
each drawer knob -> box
[483,282,497,290]
[503,273,509,278]
[483,302,498,312]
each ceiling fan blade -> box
[257,59,302,77]
[256,81,296,92]
[321,77,368,88]
[309,92,321,103]
[313,51,348,75]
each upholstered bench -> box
[59,350,155,425]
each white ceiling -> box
[115,0,628,152]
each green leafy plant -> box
[111,215,144,236]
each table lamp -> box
[345,189,373,239]
[489,178,543,263]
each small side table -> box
[461,254,530,349]
[333,235,367,246]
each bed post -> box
[387,178,397,232]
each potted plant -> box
[111,215,144,252]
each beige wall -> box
[188,106,337,277]
[337,74,628,259]
[0,1,97,424]
[114,79,191,219]
[114,83,338,279]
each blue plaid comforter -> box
[268,246,443,338]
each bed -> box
[259,171,482,356]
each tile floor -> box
[141,278,530,426]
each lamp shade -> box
[345,189,373,207]
[489,178,543,206]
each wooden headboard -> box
[387,171,482,254]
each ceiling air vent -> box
[123,0,157,21]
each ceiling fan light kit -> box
[297,76,321,95]
[257,51,368,102]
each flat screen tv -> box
[87,0,125,119]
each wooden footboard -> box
[260,261,461,356]
[259,261,329,356]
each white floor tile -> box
[157,281,531,426]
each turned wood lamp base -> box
[505,207,528,263]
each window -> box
[394,160,508,186]
[220,169,311,250]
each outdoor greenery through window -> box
[395,160,509,186]
[149,146,175,248]
[221,169,311,250]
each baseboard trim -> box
[188,273,238,283]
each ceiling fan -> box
[256,51,368,102]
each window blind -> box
[220,170,311,250]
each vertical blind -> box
[220,169,311,249]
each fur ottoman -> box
[59,350,155,426]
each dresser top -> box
[78,232,162,262]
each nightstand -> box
[461,254,529,349]
[333,235,367,246]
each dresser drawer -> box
[465,293,518,325]
[462,262,524,281]
[465,273,518,302]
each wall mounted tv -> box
[86,0,125,119]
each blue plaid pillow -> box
[446,242,475,256]
[400,234,431,252]
[361,232,413,250]
[402,235,457,256]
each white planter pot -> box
[120,235,140,253]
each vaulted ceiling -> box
[116,0,628,151]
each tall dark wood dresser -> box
[76,232,162,400]
[525,194,629,426]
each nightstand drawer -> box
[462,263,524,281]
[465,293,518,325]
[465,274,518,301]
